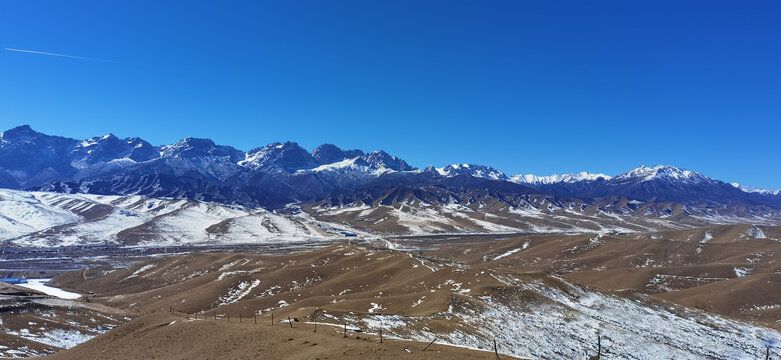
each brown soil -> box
[40,312,524,360]
[404,225,781,328]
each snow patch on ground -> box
[748,226,767,239]
[493,241,531,261]
[411,296,426,307]
[493,248,522,261]
[217,268,263,281]
[734,267,752,278]
[409,255,439,272]
[368,302,384,313]
[6,328,97,349]
[218,279,261,306]
[123,264,157,281]
[17,279,81,299]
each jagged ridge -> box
[1,125,779,213]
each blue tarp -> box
[0,278,28,284]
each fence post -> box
[344,322,347,338]
[421,338,437,351]
[494,339,500,359]
[598,335,601,357]
[288,316,293,328]
[271,312,274,326]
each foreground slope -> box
[0,283,124,358]
[42,312,522,360]
[44,244,781,359]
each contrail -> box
[4,48,104,61]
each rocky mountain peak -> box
[162,137,242,161]
[1,125,39,140]
[360,150,415,172]
[312,144,365,165]
[614,165,709,183]
[241,141,314,171]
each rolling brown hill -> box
[42,312,522,360]
[29,241,781,359]
[408,224,781,328]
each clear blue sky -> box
[1,1,779,188]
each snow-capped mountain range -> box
[436,164,507,180]
[509,171,611,185]
[0,125,779,212]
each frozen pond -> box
[17,278,81,299]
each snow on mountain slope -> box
[4,183,781,248]
[304,188,781,236]
[0,190,82,239]
[239,141,315,172]
[509,171,611,185]
[0,188,341,247]
[612,165,712,184]
[296,156,395,176]
[311,143,364,165]
[436,164,507,180]
[157,137,245,181]
[290,151,417,189]
[731,182,781,196]
[305,157,362,173]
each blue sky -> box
[1,1,779,188]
